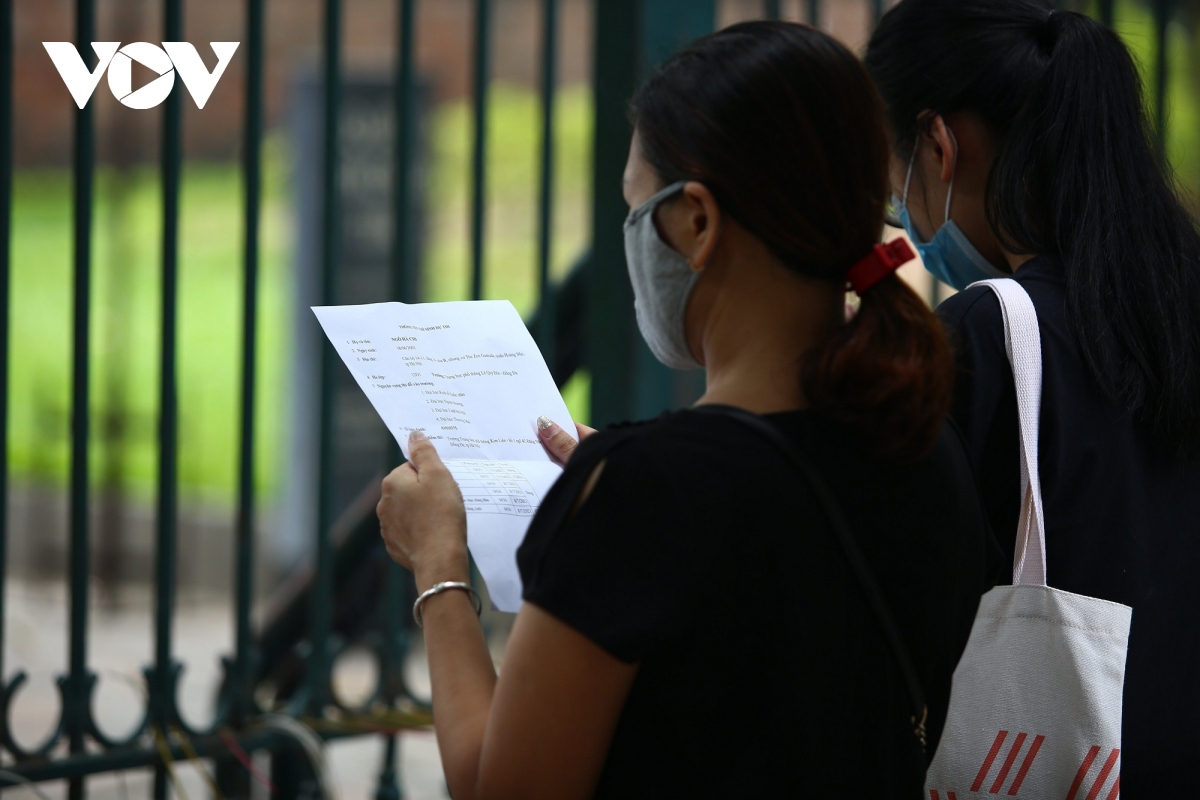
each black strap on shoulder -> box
[695,405,928,750]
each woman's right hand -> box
[537,415,597,465]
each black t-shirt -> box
[937,256,1200,795]
[517,407,996,798]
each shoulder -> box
[935,283,1011,378]
[935,283,1003,331]
[532,407,777,544]
[569,407,759,475]
[526,411,731,540]
[517,412,741,661]
[937,259,1065,332]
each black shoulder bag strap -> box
[696,405,929,751]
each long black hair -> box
[866,0,1200,456]
[631,21,954,461]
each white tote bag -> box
[925,279,1132,800]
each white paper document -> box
[311,300,574,612]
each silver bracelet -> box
[413,581,482,628]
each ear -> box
[925,114,958,185]
[679,181,723,272]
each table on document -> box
[449,460,541,518]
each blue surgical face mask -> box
[895,129,1006,291]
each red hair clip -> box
[846,239,916,296]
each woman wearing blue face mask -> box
[373,20,998,798]
[891,126,1008,290]
[866,2,1200,793]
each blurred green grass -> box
[6,84,594,504]
[7,3,1199,505]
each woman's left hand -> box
[377,430,469,583]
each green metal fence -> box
[0,0,1189,796]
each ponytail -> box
[989,11,1200,454]
[803,276,954,462]
[867,0,1200,455]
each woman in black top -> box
[376,21,995,798]
[865,2,1200,793]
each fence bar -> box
[392,0,417,310]
[374,566,407,800]
[872,0,885,23]
[233,0,266,728]
[470,0,491,301]
[536,0,558,365]
[0,0,11,711]
[67,1,96,797]
[6,723,378,784]
[1153,0,1170,149]
[588,0,638,426]
[808,0,820,26]
[152,0,185,796]
[1099,0,1114,26]
[591,0,716,424]
[309,0,343,716]
[373,2,420,795]
[764,0,781,19]
[375,733,401,800]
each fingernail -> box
[536,415,554,432]
[411,429,428,441]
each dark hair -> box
[631,20,954,460]
[866,0,1200,456]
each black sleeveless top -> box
[516,407,997,798]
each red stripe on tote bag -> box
[972,731,1009,791]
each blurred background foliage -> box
[7,84,594,504]
[4,0,1197,508]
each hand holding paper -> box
[376,429,470,579]
[312,300,576,611]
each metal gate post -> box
[587,0,714,427]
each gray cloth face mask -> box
[623,180,704,370]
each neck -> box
[1003,250,1035,273]
[694,260,841,415]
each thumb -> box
[537,415,579,465]
[407,429,443,472]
